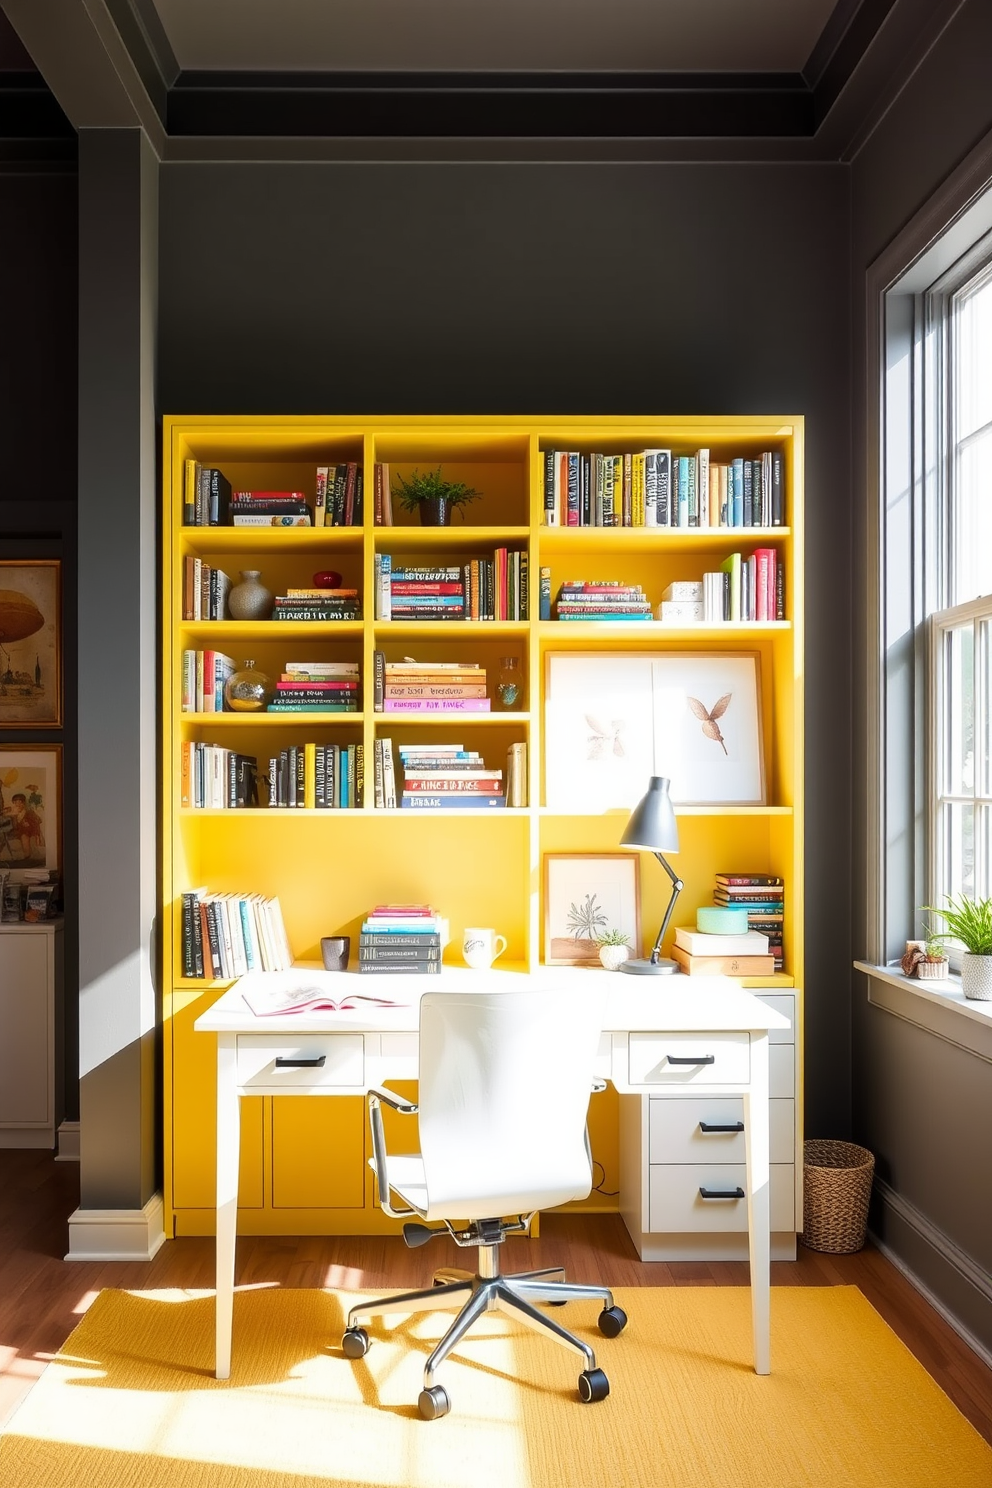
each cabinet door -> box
[172,997,263,1209]
[0,933,49,1125]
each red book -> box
[276,679,357,690]
[388,582,464,595]
[403,777,503,792]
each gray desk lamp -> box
[619,776,683,975]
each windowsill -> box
[854,960,992,1062]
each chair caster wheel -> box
[418,1384,451,1420]
[578,1367,610,1403]
[598,1304,627,1338]
[342,1326,370,1359]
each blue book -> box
[677,456,690,527]
[400,794,506,809]
[238,899,257,971]
[731,458,744,526]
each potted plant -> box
[899,930,950,981]
[391,465,482,527]
[924,893,992,1000]
[596,928,631,972]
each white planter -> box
[599,944,630,972]
[916,958,950,980]
[961,953,992,1001]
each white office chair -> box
[341,986,628,1419]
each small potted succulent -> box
[596,927,631,972]
[923,893,992,1000]
[392,465,482,526]
[899,929,949,981]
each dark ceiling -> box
[0,0,964,161]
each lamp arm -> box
[649,852,684,964]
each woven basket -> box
[802,1139,875,1254]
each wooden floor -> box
[2,1148,991,1446]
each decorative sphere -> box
[312,570,342,589]
[224,660,274,712]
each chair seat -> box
[370,1152,587,1222]
[368,1153,429,1214]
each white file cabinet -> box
[619,991,799,1262]
[0,920,64,1148]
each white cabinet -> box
[0,921,64,1148]
[618,991,799,1262]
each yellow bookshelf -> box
[162,415,804,1240]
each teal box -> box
[696,905,749,934]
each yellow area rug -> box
[1,1285,989,1487]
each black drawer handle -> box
[699,1186,746,1200]
[699,1121,745,1133]
[666,1054,716,1066]
[274,1055,327,1069]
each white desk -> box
[196,967,788,1380]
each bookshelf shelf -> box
[163,413,804,1246]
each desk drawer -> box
[648,1096,794,1165]
[629,1031,749,1086]
[648,1162,795,1233]
[236,1034,364,1089]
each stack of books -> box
[463,549,528,620]
[398,742,505,809]
[180,888,293,978]
[182,557,232,619]
[181,649,236,713]
[712,873,784,970]
[701,550,783,623]
[359,904,447,974]
[181,742,259,809]
[266,741,363,808]
[374,557,464,621]
[230,491,313,527]
[315,463,363,527]
[375,655,490,714]
[272,587,361,623]
[183,462,232,526]
[554,580,653,622]
[267,660,360,712]
[671,924,774,976]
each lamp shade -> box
[619,776,679,853]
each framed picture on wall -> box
[544,853,640,966]
[0,744,61,876]
[0,560,62,728]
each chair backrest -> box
[416,986,605,1221]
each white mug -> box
[462,927,508,970]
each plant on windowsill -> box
[392,465,483,526]
[596,927,631,972]
[899,930,950,982]
[922,894,992,1000]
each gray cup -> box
[320,935,350,971]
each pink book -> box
[382,698,492,712]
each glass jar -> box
[224,659,274,713]
[495,656,522,711]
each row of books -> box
[266,742,364,809]
[267,660,360,713]
[374,554,529,622]
[181,743,259,809]
[180,888,293,978]
[181,649,236,713]
[672,873,784,975]
[182,558,232,620]
[358,904,447,974]
[552,579,653,622]
[374,657,490,714]
[271,587,362,623]
[315,463,364,527]
[702,550,784,623]
[542,449,785,529]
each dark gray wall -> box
[851,0,992,1351]
[159,159,854,1141]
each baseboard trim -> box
[55,1120,80,1161]
[65,1192,167,1262]
[871,1178,992,1371]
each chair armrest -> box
[367,1085,419,1115]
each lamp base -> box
[619,956,680,976]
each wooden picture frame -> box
[544,649,765,809]
[0,744,61,876]
[544,852,640,965]
[0,560,62,728]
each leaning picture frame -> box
[544,650,765,809]
[0,560,62,728]
[544,852,640,966]
[0,744,61,877]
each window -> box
[925,258,992,934]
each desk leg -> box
[743,1032,771,1375]
[215,1035,240,1381]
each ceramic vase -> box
[418,497,451,526]
[228,570,274,621]
[961,952,992,1000]
[599,943,630,972]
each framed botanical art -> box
[544,853,640,966]
[544,650,765,810]
[0,560,62,728]
[0,745,61,874]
